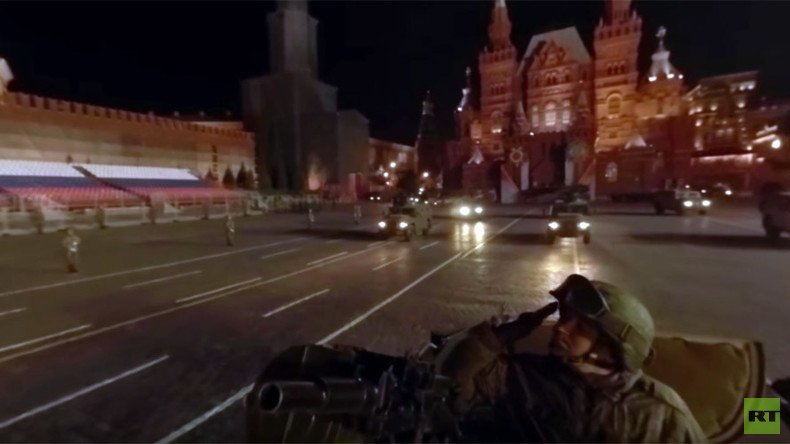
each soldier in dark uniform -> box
[441,274,706,443]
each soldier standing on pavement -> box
[307,207,315,229]
[353,204,362,224]
[225,214,235,246]
[62,228,81,273]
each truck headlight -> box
[578,221,590,230]
[683,200,693,208]
[548,221,560,230]
[459,206,471,216]
[702,199,711,207]
[725,190,732,196]
[474,206,483,214]
[378,221,387,229]
[398,221,408,229]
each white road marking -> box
[0,324,91,354]
[372,257,403,271]
[175,278,262,304]
[155,383,252,444]
[419,241,439,250]
[153,220,523,441]
[262,289,331,318]
[0,242,395,365]
[0,355,169,430]
[260,247,301,260]
[367,241,385,248]
[0,307,27,318]
[123,270,203,290]
[0,238,305,299]
[318,217,522,345]
[306,251,348,266]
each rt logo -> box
[744,398,781,435]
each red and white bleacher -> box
[77,164,240,205]
[0,159,141,210]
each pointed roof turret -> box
[646,26,683,82]
[421,90,435,116]
[487,0,513,50]
[457,67,473,112]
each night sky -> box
[1,1,788,145]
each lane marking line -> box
[372,257,403,271]
[367,241,385,248]
[0,238,305,299]
[0,242,394,365]
[262,289,331,318]
[0,355,169,430]
[259,248,301,260]
[175,278,262,304]
[0,324,91,354]
[155,383,252,444]
[0,307,27,318]
[318,217,521,345]
[419,241,439,250]
[306,251,348,266]
[154,218,522,442]
[123,270,203,290]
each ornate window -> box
[545,102,557,127]
[607,95,622,117]
[605,162,618,183]
[561,99,571,125]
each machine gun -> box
[245,344,462,443]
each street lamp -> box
[422,171,429,179]
[771,138,782,150]
[383,171,389,178]
[389,161,397,169]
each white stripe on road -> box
[260,248,301,260]
[262,289,331,318]
[367,241,385,248]
[0,242,395,365]
[306,251,348,266]
[0,324,91,354]
[419,241,439,250]
[155,218,522,442]
[319,217,522,345]
[175,278,262,304]
[0,307,27,318]
[372,257,403,271]
[123,270,203,290]
[0,238,305,299]
[155,383,252,444]
[0,355,169,430]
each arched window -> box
[531,105,540,127]
[607,95,622,117]
[561,99,571,125]
[605,162,618,183]
[545,102,557,127]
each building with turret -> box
[448,0,786,199]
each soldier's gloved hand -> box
[492,302,558,350]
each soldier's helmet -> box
[550,274,655,372]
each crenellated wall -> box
[0,92,256,180]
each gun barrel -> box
[256,378,375,414]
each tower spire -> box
[604,0,632,24]
[487,0,512,49]
[646,26,682,82]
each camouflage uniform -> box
[441,276,707,443]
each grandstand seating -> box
[0,160,141,210]
[77,164,240,205]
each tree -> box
[397,170,419,195]
[222,166,236,189]
[236,164,248,189]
